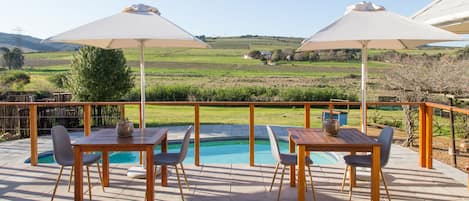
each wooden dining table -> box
[288,128,381,201]
[72,128,168,201]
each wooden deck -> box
[1,140,468,201]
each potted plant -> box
[116,119,134,138]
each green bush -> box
[66,46,134,101]
[382,119,403,129]
[2,71,30,90]
[280,88,357,102]
[1,47,24,70]
[126,85,357,102]
[3,71,30,85]
[247,50,261,59]
[48,72,69,89]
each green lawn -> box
[25,48,392,68]
[124,105,405,128]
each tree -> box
[271,49,282,61]
[66,46,134,126]
[293,52,309,61]
[0,47,8,67]
[385,57,469,147]
[2,71,30,90]
[66,46,134,101]
[308,52,320,62]
[1,47,24,70]
[247,50,261,59]
[48,72,69,89]
[196,35,206,42]
[281,49,295,60]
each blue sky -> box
[1,0,433,39]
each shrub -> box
[3,71,30,85]
[308,52,320,62]
[66,46,134,101]
[1,47,24,70]
[126,85,357,102]
[247,50,261,59]
[48,72,69,89]
[280,88,357,102]
[293,52,309,61]
[271,49,282,61]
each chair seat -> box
[279,153,313,166]
[154,153,181,165]
[58,153,101,166]
[343,155,373,168]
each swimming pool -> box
[28,140,338,164]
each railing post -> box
[419,103,427,168]
[425,105,433,169]
[29,104,38,166]
[304,103,310,128]
[249,103,255,167]
[304,103,311,157]
[120,105,126,121]
[83,104,91,136]
[194,104,200,166]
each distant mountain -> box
[0,32,79,52]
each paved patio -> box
[1,125,469,200]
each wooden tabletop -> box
[72,128,168,146]
[288,128,380,151]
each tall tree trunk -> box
[401,105,415,147]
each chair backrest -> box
[178,125,193,163]
[378,126,394,167]
[51,125,73,165]
[266,125,282,163]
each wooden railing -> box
[4,101,461,170]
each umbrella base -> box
[127,166,161,179]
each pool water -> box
[33,140,338,164]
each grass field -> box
[1,36,466,141]
[123,104,464,138]
[15,36,463,99]
[123,105,405,128]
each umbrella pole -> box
[361,41,369,134]
[140,40,146,129]
[128,40,148,179]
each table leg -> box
[74,146,83,201]
[297,145,306,201]
[146,146,155,201]
[102,151,109,187]
[371,145,381,201]
[350,151,356,187]
[161,135,168,186]
[289,135,296,187]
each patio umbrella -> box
[297,1,462,133]
[412,0,469,34]
[45,4,208,178]
[45,4,208,130]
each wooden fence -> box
[2,101,466,170]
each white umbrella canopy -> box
[45,4,208,178]
[45,4,208,129]
[298,1,462,133]
[412,0,469,34]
